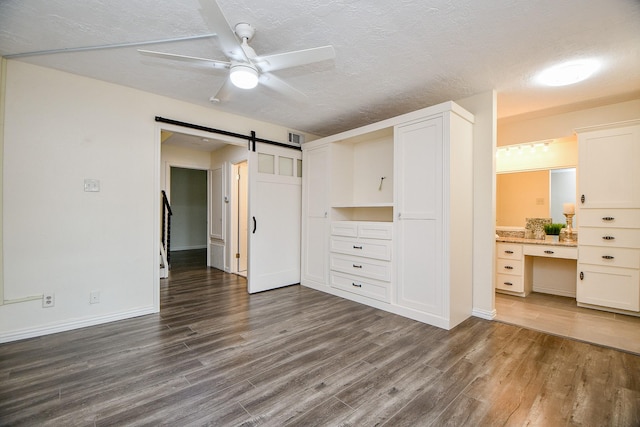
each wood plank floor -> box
[1,249,639,426]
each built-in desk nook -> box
[495,237,578,298]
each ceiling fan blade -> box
[257,45,335,72]
[259,73,307,102]
[138,49,230,69]
[210,78,235,103]
[198,0,248,62]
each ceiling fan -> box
[138,0,335,102]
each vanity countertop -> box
[496,237,577,248]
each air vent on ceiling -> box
[288,131,304,145]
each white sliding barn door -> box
[247,142,302,293]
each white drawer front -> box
[330,254,391,282]
[496,258,523,276]
[579,227,640,248]
[496,243,523,260]
[523,244,578,260]
[331,221,358,237]
[577,265,640,312]
[330,272,390,303]
[579,246,640,269]
[579,209,640,228]
[330,237,392,261]
[357,222,393,240]
[495,273,524,292]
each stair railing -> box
[161,190,173,270]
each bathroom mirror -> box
[496,167,576,227]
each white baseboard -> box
[0,306,157,344]
[533,286,576,298]
[472,307,497,320]
[171,245,207,251]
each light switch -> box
[84,179,100,192]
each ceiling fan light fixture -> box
[230,64,259,89]
[536,59,601,87]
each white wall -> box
[210,144,249,273]
[499,99,640,145]
[0,61,305,342]
[456,90,497,321]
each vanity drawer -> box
[496,243,523,260]
[358,222,393,240]
[496,258,523,276]
[523,244,578,260]
[580,209,640,228]
[330,272,390,303]
[495,273,524,292]
[331,221,358,237]
[330,254,391,282]
[330,237,392,261]
[579,227,640,248]
[578,246,640,269]
[331,221,393,240]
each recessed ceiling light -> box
[536,59,601,87]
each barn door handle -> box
[252,216,257,234]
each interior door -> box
[247,142,302,293]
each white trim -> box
[472,307,497,320]
[153,125,162,312]
[0,307,156,343]
[171,244,207,251]
[532,287,576,298]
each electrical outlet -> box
[43,292,55,308]
[90,291,100,304]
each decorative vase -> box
[545,235,559,243]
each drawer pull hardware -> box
[544,250,554,254]
[581,194,585,204]
[352,264,363,269]
[602,216,615,221]
[580,271,584,280]
[505,250,514,254]
[602,235,615,240]
[353,245,363,249]
[503,282,513,286]
[504,265,514,270]
[352,283,362,288]
[602,255,615,260]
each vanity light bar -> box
[496,139,554,157]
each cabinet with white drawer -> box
[495,243,529,295]
[576,120,640,313]
[523,244,578,260]
[577,210,640,312]
[329,221,392,302]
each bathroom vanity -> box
[496,238,578,297]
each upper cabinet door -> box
[394,117,443,221]
[304,145,329,218]
[578,121,640,209]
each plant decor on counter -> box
[543,223,564,235]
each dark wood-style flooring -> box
[1,249,639,426]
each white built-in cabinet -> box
[301,143,329,288]
[301,101,475,330]
[576,120,640,313]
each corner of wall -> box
[0,58,6,305]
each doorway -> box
[232,161,248,277]
[169,167,208,266]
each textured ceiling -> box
[1,0,639,136]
